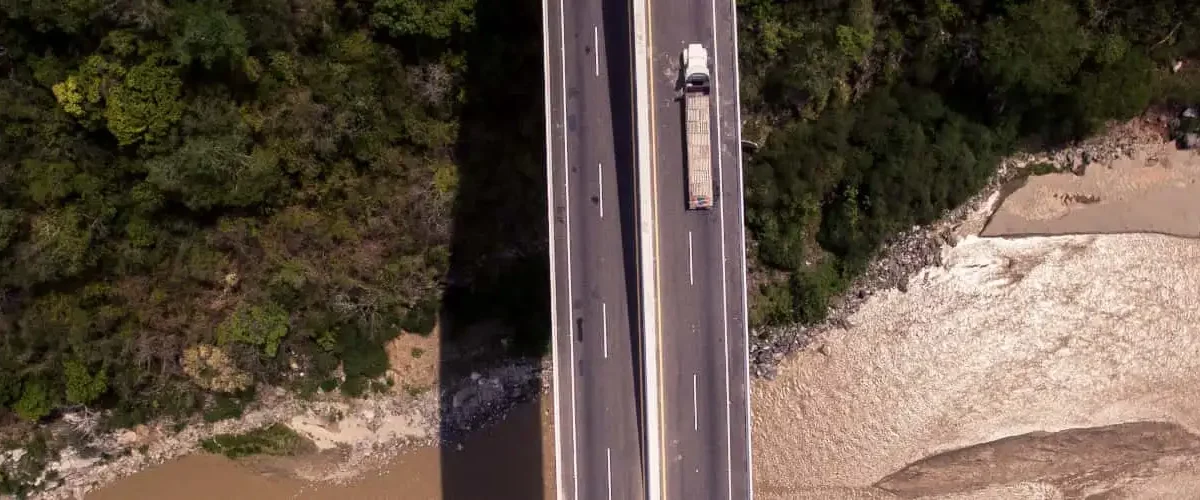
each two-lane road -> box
[544,0,646,496]
[645,0,753,495]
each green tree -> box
[170,1,250,68]
[63,359,107,405]
[104,57,184,145]
[0,0,103,33]
[53,53,184,146]
[371,0,475,39]
[145,134,282,210]
[218,302,290,358]
[14,380,52,421]
[18,206,98,282]
[982,0,1092,95]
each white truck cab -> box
[682,43,710,88]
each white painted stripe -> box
[598,162,604,219]
[606,447,614,500]
[594,26,600,76]
[602,302,609,359]
[729,0,756,494]
[688,231,694,285]
[708,0,735,496]
[693,373,699,430]
[539,0,565,495]
[556,0,579,497]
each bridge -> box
[542,0,752,495]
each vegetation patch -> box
[200,423,313,459]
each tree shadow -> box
[438,0,548,494]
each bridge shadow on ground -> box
[439,0,549,495]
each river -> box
[86,401,555,500]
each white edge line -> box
[540,0,566,496]
[728,0,754,495]
[556,0,579,497]
[708,0,735,497]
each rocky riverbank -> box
[17,354,546,500]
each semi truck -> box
[682,43,714,210]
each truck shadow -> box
[440,0,548,494]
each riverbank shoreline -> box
[20,353,547,500]
[749,111,1180,379]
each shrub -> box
[200,423,312,458]
[217,302,290,358]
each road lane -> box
[546,0,646,496]
[643,0,752,494]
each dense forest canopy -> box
[1,0,1199,490]
[0,0,546,452]
[738,0,1200,326]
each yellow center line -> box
[643,0,669,498]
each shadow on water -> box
[439,0,548,494]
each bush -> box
[200,423,312,458]
[217,302,290,359]
[336,324,391,397]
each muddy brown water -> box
[87,402,555,500]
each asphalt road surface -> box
[544,0,647,496]
[644,0,753,495]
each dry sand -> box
[754,135,1200,499]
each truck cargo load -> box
[682,43,714,210]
